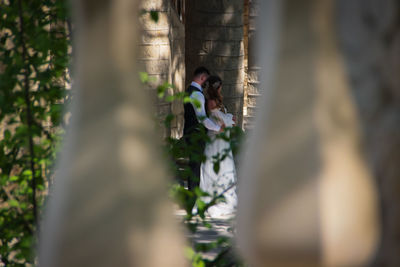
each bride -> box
[200,75,238,218]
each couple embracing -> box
[183,67,237,218]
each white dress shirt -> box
[190,81,221,132]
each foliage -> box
[0,0,70,265]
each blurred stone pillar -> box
[237,0,379,266]
[38,0,185,266]
[336,0,400,265]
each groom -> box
[183,66,224,191]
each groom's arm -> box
[191,91,221,132]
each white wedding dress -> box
[200,108,238,218]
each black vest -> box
[183,85,207,135]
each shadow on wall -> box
[138,0,185,139]
[185,0,245,128]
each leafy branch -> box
[17,0,38,226]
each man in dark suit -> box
[183,67,224,191]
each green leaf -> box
[164,114,174,128]
[157,82,173,98]
[157,85,166,98]
[20,202,28,210]
[170,184,196,214]
[15,125,28,137]
[150,10,159,22]
[139,71,149,83]
[20,235,32,249]
[22,170,32,177]
[213,162,220,174]
[50,103,63,125]
[193,99,201,109]
[193,257,206,267]
[203,222,212,229]
[195,241,218,252]
[9,175,19,182]
[165,95,174,102]
[187,222,198,233]
[8,199,19,208]
[4,129,11,140]
[184,246,195,260]
[194,187,209,197]
[196,198,206,211]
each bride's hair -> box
[204,75,223,109]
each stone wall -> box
[169,5,185,138]
[139,0,245,135]
[185,0,245,127]
[139,0,185,138]
[243,0,261,130]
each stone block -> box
[212,40,243,57]
[170,42,184,56]
[138,45,159,59]
[171,26,184,40]
[249,4,260,17]
[204,12,243,27]
[170,61,185,91]
[221,0,244,13]
[220,69,244,84]
[170,6,184,25]
[171,100,184,115]
[195,1,223,12]
[185,41,202,56]
[247,96,258,106]
[139,59,169,75]
[223,97,243,113]
[239,40,244,53]
[141,30,169,45]
[157,102,171,114]
[203,55,244,71]
[201,26,243,41]
[196,55,209,66]
[159,45,171,59]
[148,74,169,88]
[170,113,184,139]
[249,17,257,30]
[221,84,244,98]
[146,87,159,103]
[223,56,244,70]
[197,41,213,55]
[247,83,260,95]
[211,41,237,57]
[196,0,243,13]
[247,69,260,82]
[139,0,168,12]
